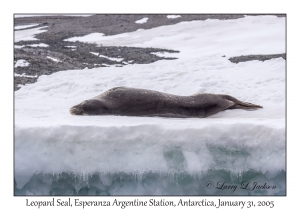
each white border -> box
[2,0,295,209]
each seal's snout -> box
[70,106,83,115]
[69,107,77,115]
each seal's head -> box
[70,99,107,115]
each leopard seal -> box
[69,87,262,117]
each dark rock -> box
[228,53,286,64]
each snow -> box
[14,45,24,49]
[27,43,49,47]
[47,56,60,62]
[101,63,112,67]
[14,43,48,48]
[65,45,77,48]
[65,15,285,58]
[167,15,181,19]
[89,52,99,56]
[14,26,48,42]
[15,15,285,190]
[15,73,38,78]
[150,51,178,58]
[99,55,123,62]
[14,24,39,30]
[14,59,30,67]
[122,61,131,65]
[135,17,149,24]
[90,52,124,62]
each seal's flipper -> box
[204,100,235,117]
[223,95,263,109]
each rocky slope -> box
[14,14,286,91]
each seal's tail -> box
[223,95,263,109]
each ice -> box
[65,32,105,42]
[15,15,285,195]
[15,170,285,195]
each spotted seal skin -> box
[70,87,262,117]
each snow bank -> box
[15,57,285,188]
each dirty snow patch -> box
[47,56,60,62]
[90,52,99,56]
[14,26,48,42]
[27,43,49,47]
[14,73,38,78]
[64,33,105,42]
[15,15,93,18]
[15,45,25,49]
[101,63,121,67]
[14,60,30,67]
[167,15,181,19]
[100,55,123,62]
[15,24,39,30]
[90,52,123,62]
[135,17,148,24]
